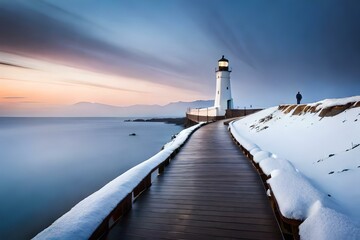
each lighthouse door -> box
[227,100,232,109]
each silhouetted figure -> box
[296,92,302,104]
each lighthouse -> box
[186,55,234,124]
[214,55,233,116]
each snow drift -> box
[229,96,360,240]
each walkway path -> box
[105,121,282,239]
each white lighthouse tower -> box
[186,55,234,123]
[214,55,233,116]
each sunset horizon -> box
[1,0,360,117]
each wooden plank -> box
[123,211,278,226]
[104,121,282,240]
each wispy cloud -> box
[0,75,146,94]
[186,1,256,68]
[18,101,41,104]
[0,61,31,69]
[0,1,190,90]
[3,96,26,99]
[37,0,107,32]
[0,0,359,108]
[187,1,360,79]
[61,79,148,94]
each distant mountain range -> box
[50,100,214,117]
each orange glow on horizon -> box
[0,52,207,109]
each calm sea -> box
[0,117,183,239]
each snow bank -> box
[300,201,360,240]
[229,121,325,221]
[34,123,204,240]
[228,122,259,151]
[268,169,326,220]
[259,157,296,176]
[309,96,360,111]
[229,96,360,239]
[253,150,272,163]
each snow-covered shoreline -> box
[34,122,205,240]
[229,96,360,240]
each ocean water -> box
[0,117,183,239]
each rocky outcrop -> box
[278,100,360,117]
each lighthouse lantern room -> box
[218,55,229,71]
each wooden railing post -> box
[159,158,170,175]
[133,173,152,199]
[158,163,165,175]
[90,193,132,240]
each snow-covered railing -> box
[187,106,218,117]
[228,121,360,240]
[228,121,301,237]
[186,112,225,125]
[34,122,205,240]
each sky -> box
[0,0,360,115]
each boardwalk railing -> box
[34,123,205,240]
[105,120,283,239]
[228,122,302,240]
[90,154,174,239]
[185,108,262,126]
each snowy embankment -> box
[34,123,204,240]
[229,96,360,239]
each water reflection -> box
[0,118,182,239]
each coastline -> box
[124,117,186,126]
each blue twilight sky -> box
[0,0,359,110]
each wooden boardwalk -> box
[105,121,282,239]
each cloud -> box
[0,76,145,94]
[17,101,42,104]
[36,0,106,31]
[0,77,73,87]
[3,96,26,99]
[190,4,256,68]
[61,79,147,94]
[1,0,359,105]
[0,1,190,90]
[0,61,31,69]
[188,0,360,80]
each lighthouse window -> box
[218,91,219,94]
[219,61,228,67]
[227,87,228,90]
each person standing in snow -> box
[296,91,302,104]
